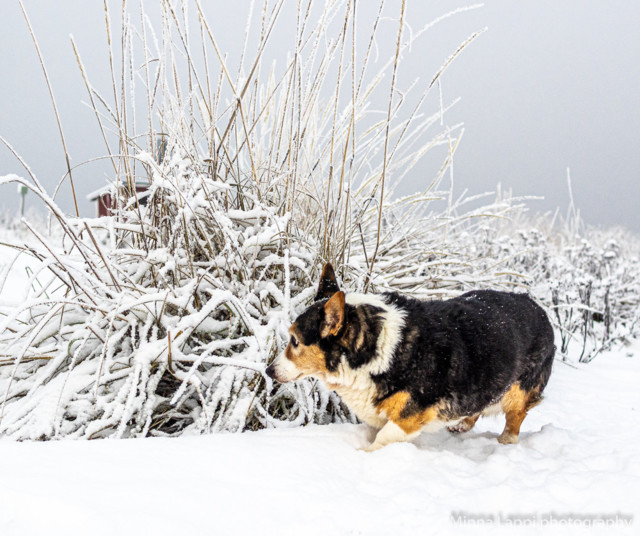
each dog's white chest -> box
[332,384,387,429]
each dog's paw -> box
[498,432,519,444]
[358,442,382,452]
[447,423,468,434]
[447,415,479,435]
[447,420,473,434]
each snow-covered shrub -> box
[1,2,637,440]
[0,142,355,439]
[532,225,640,362]
[0,1,499,439]
[466,210,640,362]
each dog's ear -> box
[315,263,341,301]
[321,291,345,338]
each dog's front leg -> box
[362,420,419,452]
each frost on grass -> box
[1,1,639,440]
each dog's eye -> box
[290,335,299,348]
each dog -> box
[266,264,555,451]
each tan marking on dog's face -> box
[376,391,443,435]
[284,324,330,377]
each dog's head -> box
[266,263,345,383]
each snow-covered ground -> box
[0,340,638,535]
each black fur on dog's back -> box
[373,290,555,420]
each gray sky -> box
[1,0,639,232]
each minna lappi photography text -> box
[0,1,639,535]
[450,511,634,530]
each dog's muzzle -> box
[265,353,303,383]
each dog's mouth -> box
[279,372,304,383]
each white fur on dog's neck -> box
[344,292,405,376]
[319,293,406,428]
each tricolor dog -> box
[266,264,555,451]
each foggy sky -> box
[1,0,639,232]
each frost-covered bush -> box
[0,1,495,439]
[522,225,640,362]
[0,143,357,438]
[463,210,640,362]
[1,1,637,440]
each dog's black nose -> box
[265,364,276,379]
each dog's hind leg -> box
[498,383,538,444]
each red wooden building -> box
[87,182,150,217]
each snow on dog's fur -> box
[267,264,555,451]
